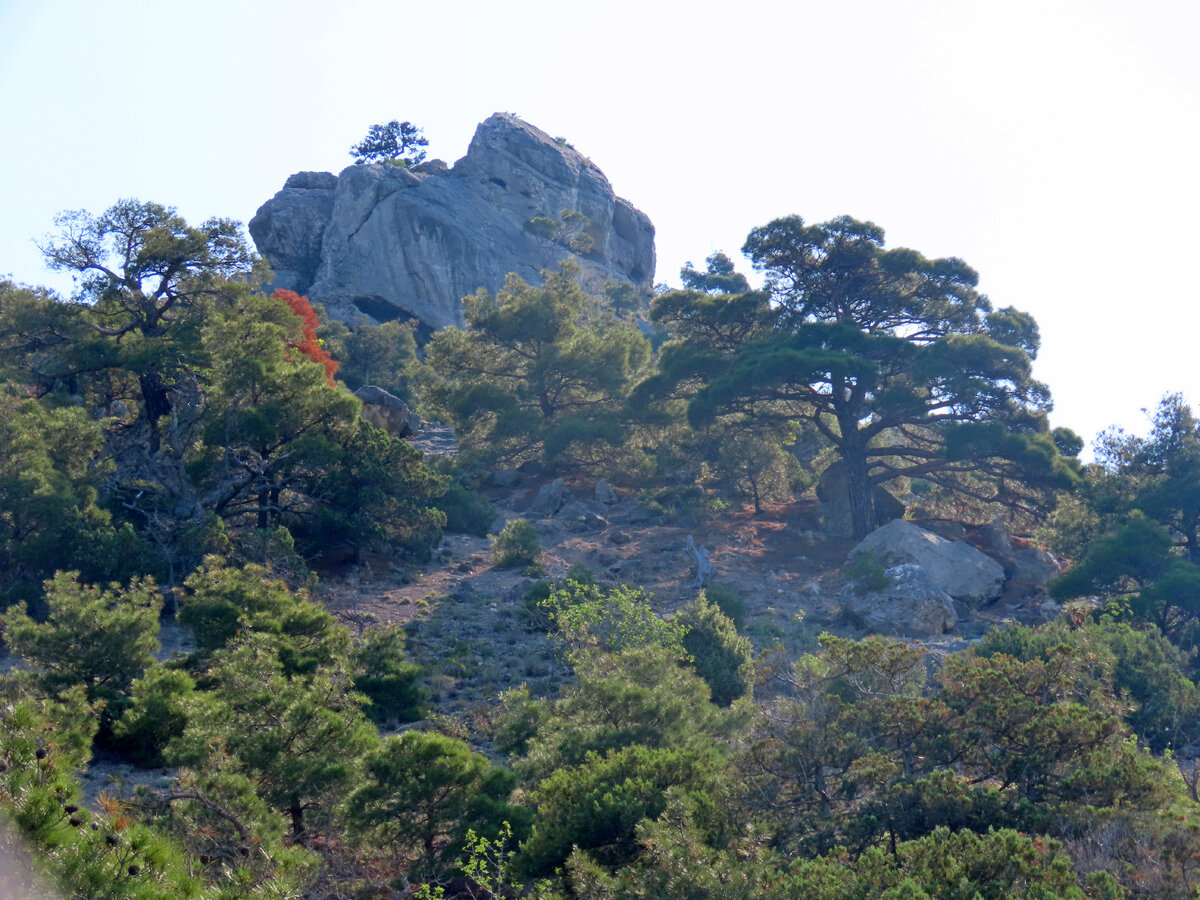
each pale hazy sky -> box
[1,0,1197,449]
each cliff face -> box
[249,114,656,330]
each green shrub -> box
[842,550,893,592]
[436,480,496,536]
[112,663,196,766]
[352,625,427,724]
[700,583,745,632]
[490,519,541,569]
[343,730,528,877]
[540,584,685,661]
[679,595,754,706]
[638,484,707,518]
[521,565,598,631]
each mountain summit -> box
[250,113,656,331]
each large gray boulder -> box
[850,519,1005,607]
[530,477,570,517]
[840,563,957,638]
[249,114,656,332]
[354,385,420,437]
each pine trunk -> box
[842,441,876,540]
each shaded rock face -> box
[850,519,1006,607]
[250,114,656,331]
[815,460,906,538]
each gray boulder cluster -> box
[840,519,1062,639]
[250,114,656,332]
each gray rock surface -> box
[850,519,1005,607]
[489,469,521,488]
[595,479,617,504]
[354,385,420,437]
[250,114,656,332]
[530,477,570,517]
[1011,545,1063,587]
[840,563,958,638]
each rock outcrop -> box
[354,385,420,437]
[250,114,656,332]
[849,519,1006,607]
[839,563,958,638]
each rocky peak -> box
[249,114,655,332]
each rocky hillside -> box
[316,446,1066,719]
[250,114,656,332]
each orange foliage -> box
[273,289,339,385]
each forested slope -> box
[3,196,1200,899]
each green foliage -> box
[5,216,446,582]
[289,418,448,561]
[700,583,745,631]
[1049,512,1200,648]
[652,215,1078,538]
[678,594,754,706]
[343,730,526,875]
[786,827,1089,900]
[515,644,744,783]
[0,690,223,900]
[1053,394,1200,654]
[349,119,428,166]
[351,624,427,724]
[1095,393,1200,562]
[39,199,253,341]
[680,251,752,295]
[538,582,685,661]
[524,208,595,255]
[178,559,347,675]
[3,572,161,714]
[841,550,893,592]
[562,796,781,899]
[112,665,196,767]
[330,316,420,399]
[434,475,496,536]
[977,616,1200,752]
[0,396,147,609]
[137,766,320,895]
[490,519,541,569]
[419,262,651,472]
[518,743,726,876]
[168,631,376,838]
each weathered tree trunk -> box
[138,371,172,453]
[841,437,876,540]
[289,800,305,839]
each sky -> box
[1,0,1197,451]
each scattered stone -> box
[628,506,655,524]
[609,530,633,545]
[850,519,1005,607]
[595,479,618,504]
[530,477,569,517]
[562,504,606,533]
[490,468,521,488]
[979,518,1014,555]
